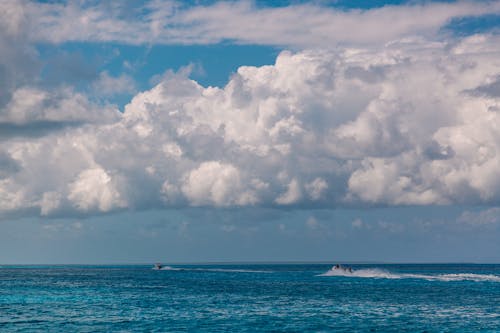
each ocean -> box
[0,264,498,332]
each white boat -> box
[153,263,163,270]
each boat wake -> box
[156,266,182,271]
[153,266,270,273]
[196,268,271,273]
[320,267,500,282]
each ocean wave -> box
[320,267,500,282]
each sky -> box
[1,0,500,264]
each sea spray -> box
[320,267,500,282]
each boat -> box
[153,263,163,270]
[330,264,353,273]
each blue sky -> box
[0,0,500,264]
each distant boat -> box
[153,263,163,270]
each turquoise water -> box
[0,264,499,332]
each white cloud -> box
[68,167,127,213]
[181,161,251,206]
[305,178,328,201]
[276,179,302,205]
[0,2,39,107]
[1,87,120,125]
[2,34,500,218]
[40,191,62,216]
[0,178,26,212]
[5,1,499,48]
[92,71,136,97]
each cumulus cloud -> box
[305,178,328,201]
[68,167,127,213]
[3,1,499,47]
[181,161,256,206]
[2,31,500,218]
[276,178,302,205]
[0,87,121,141]
[3,0,500,223]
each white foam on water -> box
[198,268,271,273]
[153,266,270,273]
[320,268,399,279]
[159,266,182,271]
[151,265,182,271]
[412,273,500,282]
[320,267,500,282]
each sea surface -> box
[0,264,499,332]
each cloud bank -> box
[2,33,500,218]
